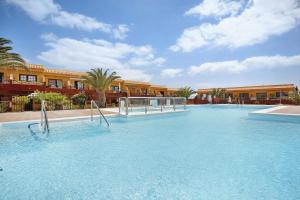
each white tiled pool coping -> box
[250,106,300,117]
[1,104,299,125]
[0,113,119,125]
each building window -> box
[256,93,267,100]
[74,81,84,89]
[275,92,288,98]
[111,86,119,92]
[27,75,36,82]
[48,79,63,88]
[276,92,281,98]
[239,93,249,100]
[19,75,27,81]
[19,74,37,82]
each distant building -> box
[0,64,178,105]
[197,84,298,104]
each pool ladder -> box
[28,100,50,136]
[90,100,110,127]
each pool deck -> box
[1,105,299,123]
[251,105,300,116]
[0,108,119,123]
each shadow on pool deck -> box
[0,109,118,123]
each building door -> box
[0,73,3,83]
[24,98,33,111]
[239,93,249,101]
[74,81,78,89]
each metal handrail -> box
[119,97,187,115]
[91,100,110,127]
[28,100,50,137]
[41,100,50,133]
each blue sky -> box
[1,0,300,89]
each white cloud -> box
[6,0,129,39]
[40,33,58,41]
[50,10,111,33]
[189,54,300,75]
[128,55,165,67]
[172,0,300,52]
[152,57,166,66]
[113,24,130,40]
[185,0,243,18]
[6,0,60,21]
[161,68,184,78]
[38,34,166,81]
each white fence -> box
[119,97,187,115]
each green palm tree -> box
[176,86,195,99]
[82,68,120,107]
[210,88,226,99]
[0,37,26,68]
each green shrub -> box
[0,102,9,113]
[175,86,195,99]
[71,92,87,109]
[32,91,68,110]
[12,96,30,105]
[63,98,72,110]
[12,96,30,112]
[293,92,300,105]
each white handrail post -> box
[118,98,121,114]
[130,98,132,112]
[91,100,93,121]
[99,103,102,125]
[280,90,282,104]
[144,98,147,114]
[91,99,109,127]
[44,101,49,133]
[173,97,176,111]
[41,100,44,126]
[125,97,129,115]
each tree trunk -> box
[97,90,106,107]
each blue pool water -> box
[0,105,299,200]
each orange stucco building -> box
[197,84,298,104]
[0,64,177,103]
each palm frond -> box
[0,38,12,46]
[81,68,121,91]
[0,37,27,70]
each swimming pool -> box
[0,105,299,199]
